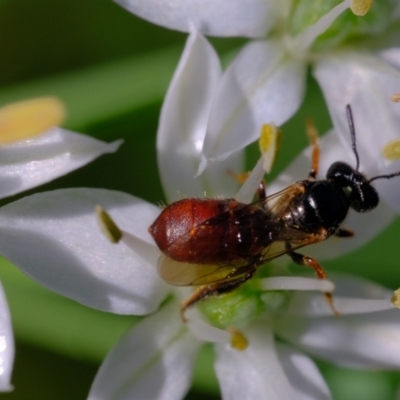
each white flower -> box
[87,274,400,400]
[159,29,400,274]
[0,96,122,390]
[0,187,397,399]
[115,0,278,38]
[0,97,122,199]
[116,0,400,188]
[0,46,399,399]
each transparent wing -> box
[157,254,240,286]
[157,223,327,287]
[252,182,306,217]
[158,182,328,287]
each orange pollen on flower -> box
[391,93,400,102]
[391,289,400,309]
[0,97,66,145]
[228,327,248,351]
[382,140,400,161]
[350,0,373,16]
[226,169,250,185]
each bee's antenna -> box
[369,170,400,183]
[346,104,360,171]
[346,104,400,184]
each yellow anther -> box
[0,97,66,145]
[391,93,400,103]
[350,0,373,16]
[95,205,122,243]
[391,288,400,309]
[258,124,282,174]
[382,140,400,161]
[228,327,248,351]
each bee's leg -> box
[335,228,354,238]
[257,180,267,200]
[306,118,320,179]
[180,269,257,322]
[287,248,340,316]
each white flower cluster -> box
[0,97,122,390]
[0,1,400,399]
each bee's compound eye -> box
[350,182,379,212]
[326,161,379,212]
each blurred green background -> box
[0,0,399,399]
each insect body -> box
[149,105,400,318]
[149,197,272,266]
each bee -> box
[149,105,400,319]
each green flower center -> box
[198,265,292,330]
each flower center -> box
[198,265,292,330]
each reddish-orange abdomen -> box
[149,198,240,263]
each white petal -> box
[157,30,242,200]
[307,199,395,261]
[215,323,296,400]
[186,308,230,344]
[269,130,396,259]
[0,282,13,392]
[203,40,306,163]
[234,156,264,203]
[0,127,121,199]
[283,292,393,318]
[315,51,400,214]
[120,230,159,267]
[380,47,400,68]
[283,275,394,318]
[314,52,400,176]
[260,276,335,293]
[276,343,331,400]
[329,274,395,298]
[0,188,168,315]
[114,0,275,38]
[276,309,400,368]
[88,301,201,400]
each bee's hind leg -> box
[286,246,340,316]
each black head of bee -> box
[289,105,400,236]
[326,161,379,212]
